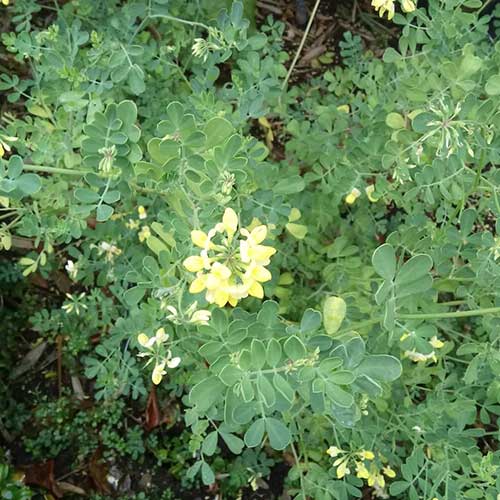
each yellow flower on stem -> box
[372,0,395,19]
[429,336,444,349]
[401,0,416,12]
[345,188,361,205]
[326,446,343,458]
[138,205,147,219]
[184,208,276,307]
[137,328,180,385]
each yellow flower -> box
[429,336,444,349]
[183,255,206,273]
[400,332,411,341]
[138,205,147,219]
[404,350,437,363]
[326,446,343,458]
[335,459,350,479]
[138,225,151,242]
[401,0,416,12]
[1,0,9,5]
[222,207,238,238]
[365,184,379,202]
[337,104,350,113]
[358,450,375,460]
[184,209,276,307]
[383,465,396,478]
[136,328,180,384]
[372,0,395,19]
[345,188,361,205]
[152,362,166,384]
[355,461,370,479]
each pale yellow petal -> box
[189,275,207,293]
[183,255,205,273]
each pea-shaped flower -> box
[183,208,276,307]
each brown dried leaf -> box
[23,460,63,498]
[145,386,161,431]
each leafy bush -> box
[1,0,499,498]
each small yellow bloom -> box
[355,461,370,479]
[365,184,379,202]
[326,446,342,457]
[429,336,444,349]
[358,450,375,460]
[183,255,206,273]
[345,188,361,205]
[1,0,10,6]
[126,219,140,229]
[222,207,238,237]
[137,333,150,347]
[382,466,396,478]
[336,459,350,479]
[138,225,151,242]
[247,281,264,299]
[372,0,395,19]
[152,362,166,384]
[138,205,147,219]
[401,0,416,12]
[404,350,437,363]
[191,230,209,248]
[189,275,207,294]
[337,104,350,113]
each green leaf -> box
[123,286,146,306]
[189,377,225,412]
[300,309,322,333]
[266,338,282,367]
[74,188,100,203]
[251,339,266,370]
[201,462,215,485]
[96,204,114,222]
[17,174,42,195]
[273,373,294,403]
[383,47,401,63]
[202,431,218,456]
[485,74,500,96]
[325,383,354,408]
[274,175,305,195]
[219,365,243,386]
[372,244,396,280]
[286,222,308,239]
[220,432,244,454]
[257,374,276,407]
[390,481,411,495]
[265,418,291,450]
[117,99,137,125]
[356,355,402,382]
[323,296,346,334]
[244,418,265,447]
[204,117,233,149]
[329,370,355,385]
[395,254,433,285]
[284,336,306,360]
[386,112,405,129]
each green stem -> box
[398,307,500,320]
[22,165,90,176]
[149,13,210,30]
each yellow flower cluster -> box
[137,328,180,385]
[400,332,445,363]
[345,185,379,205]
[371,0,416,20]
[183,208,276,307]
[326,446,396,488]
